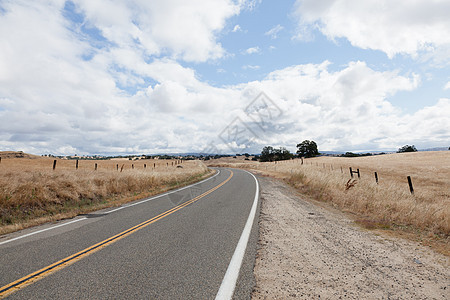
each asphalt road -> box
[0,168,260,299]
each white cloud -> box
[2,44,448,154]
[265,24,284,39]
[242,65,260,70]
[293,0,450,61]
[232,24,242,32]
[402,98,450,146]
[0,1,448,155]
[75,0,241,62]
[444,82,450,90]
[239,0,262,11]
[232,61,436,152]
[0,0,243,154]
[243,46,261,55]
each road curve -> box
[0,168,260,299]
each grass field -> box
[208,152,450,252]
[0,156,210,234]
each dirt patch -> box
[252,176,449,299]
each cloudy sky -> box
[0,0,449,155]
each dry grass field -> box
[0,155,210,235]
[208,152,450,252]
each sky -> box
[0,0,449,155]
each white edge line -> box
[0,169,220,246]
[0,218,87,246]
[215,169,259,300]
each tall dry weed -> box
[0,159,209,232]
[208,152,450,238]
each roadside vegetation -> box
[0,157,211,235]
[207,151,450,254]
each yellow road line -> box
[0,170,233,298]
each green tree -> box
[260,146,294,162]
[296,140,319,158]
[397,145,417,153]
[273,147,294,161]
[260,146,275,162]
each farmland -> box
[0,154,211,234]
[208,151,450,251]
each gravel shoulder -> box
[252,175,449,299]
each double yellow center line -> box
[0,170,233,298]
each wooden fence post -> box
[120,164,124,172]
[144,164,146,169]
[374,172,378,184]
[95,163,97,171]
[53,160,57,170]
[349,167,360,178]
[76,159,78,170]
[407,176,414,194]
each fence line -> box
[281,158,417,195]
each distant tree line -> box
[258,140,320,162]
[340,152,373,157]
[256,142,425,162]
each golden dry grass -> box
[208,152,450,246]
[0,157,210,234]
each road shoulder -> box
[252,175,449,299]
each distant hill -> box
[0,151,42,159]
[420,147,449,152]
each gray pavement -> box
[0,168,259,299]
